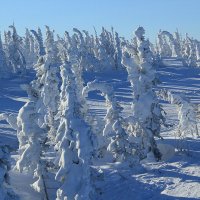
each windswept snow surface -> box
[1,60,200,199]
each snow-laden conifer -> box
[15,85,44,173]
[30,29,45,57]
[0,34,9,77]
[122,27,163,161]
[159,89,199,138]
[55,52,95,200]
[44,26,59,64]
[5,25,26,75]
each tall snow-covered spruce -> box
[122,27,163,161]
[7,25,26,75]
[15,29,58,197]
[55,52,95,200]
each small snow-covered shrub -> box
[83,81,138,166]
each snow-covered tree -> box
[16,89,44,173]
[15,77,49,197]
[44,26,59,64]
[188,39,197,67]
[159,89,199,139]
[114,32,122,69]
[0,34,9,77]
[83,81,115,157]
[157,31,172,58]
[55,55,95,200]
[40,56,60,141]
[31,29,45,58]
[181,34,198,67]
[22,28,37,67]
[22,29,31,66]
[122,27,163,161]
[83,81,138,166]
[16,52,53,196]
[195,42,200,67]
[7,25,26,74]
[160,31,181,58]
[174,30,182,57]
[102,86,138,165]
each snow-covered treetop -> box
[134,26,145,41]
[30,29,45,57]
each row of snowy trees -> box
[12,26,166,200]
[0,25,125,78]
[155,30,200,67]
[1,25,200,79]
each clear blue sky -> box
[0,0,199,41]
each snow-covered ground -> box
[1,59,200,199]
